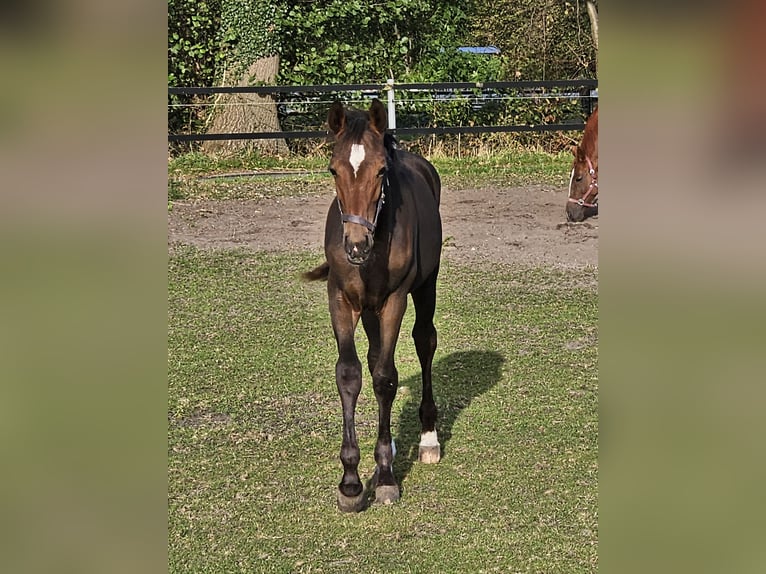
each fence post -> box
[385,78,396,130]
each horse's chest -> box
[343,266,410,311]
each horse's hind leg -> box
[411,269,441,463]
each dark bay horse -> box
[566,106,598,222]
[303,99,442,512]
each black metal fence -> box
[168,80,597,143]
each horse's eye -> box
[377,167,386,178]
[329,167,337,177]
[575,174,583,182]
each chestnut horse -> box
[566,106,598,222]
[303,99,442,512]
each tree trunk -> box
[586,1,599,71]
[202,54,289,156]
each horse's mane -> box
[342,111,365,141]
[384,132,397,163]
[579,107,598,159]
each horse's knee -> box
[336,360,362,392]
[336,360,361,380]
[372,369,398,398]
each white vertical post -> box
[386,78,396,130]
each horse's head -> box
[566,144,598,222]
[328,98,389,265]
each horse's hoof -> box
[418,445,441,464]
[374,484,400,505]
[336,489,366,513]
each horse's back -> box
[397,150,441,206]
[393,149,442,286]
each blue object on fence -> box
[457,46,501,55]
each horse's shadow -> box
[390,350,504,490]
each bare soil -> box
[168,183,597,269]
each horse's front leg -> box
[329,289,364,512]
[370,291,408,505]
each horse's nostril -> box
[344,235,373,264]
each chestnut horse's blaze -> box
[566,106,598,222]
[303,99,443,512]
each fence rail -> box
[168,80,597,143]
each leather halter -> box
[568,156,598,208]
[337,176,388,233]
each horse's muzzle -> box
[565,202,598,222]
[565,203,586,222]
[344,234,373,265]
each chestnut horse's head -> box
[566,107,598,222]
[327,99,390,265]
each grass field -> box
[168,149,573,203]
[168,245,598,573]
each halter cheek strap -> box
[568,156,598,208]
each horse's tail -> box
[302,261,329,282]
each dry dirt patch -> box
[168,183,597,269]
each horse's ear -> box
[570,145,578,157]
[368,98,388,134]
[573,145,586,161]
[328,101,346,136]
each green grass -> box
[430,149,573,188]
[168,151,331,176]
[168,246,598,573]
[168,152,331,202]
[168,149,573,202]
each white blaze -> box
[568,168,575,198]
[349,144,365,177]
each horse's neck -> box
[581,131,597,161]
[582,112,598,159]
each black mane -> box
[384,132,397,164]
[344,110,369,143]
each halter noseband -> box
[568,156,598,208]
[337,177,388,233]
